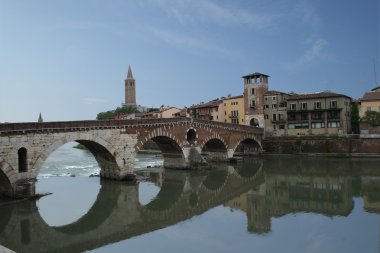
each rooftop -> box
[264,90,288,96]
[361,91,380,101]
[287,91,351,100]
[242,72,270,79]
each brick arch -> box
[135,127,184,152]
[199,133,228,151]
[231,134,262,154]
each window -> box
[328,122,340,128]
[314,101,321,109]
[290,103,296,111]
[288,123,309,129]
[301,102,307,110]
[265,104,269,109]
[272,104,277,109]
[301,113,308,120]
[367,106,372,111]
[312,122,325,128]
[272,96,276,101]
[251,100,256,108]
[278,114,284,121]
[265,97,268,101]
[264,114,269,119]
[279,125,285,129]
[330,100,337,109]
[328,111,339,119]
[251,88,255,95]
[273,114,277,121]
[232,118,239,124]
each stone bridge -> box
[0,162,264,253]
[0,118,263,198]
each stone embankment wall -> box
[263,137,380,154]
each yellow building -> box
[359,86,380,118]
[223,95,245,124]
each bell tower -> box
[124,65,136,106]
[242,72,269,127]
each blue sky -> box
[0,0,379,122]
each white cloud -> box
[149,27,238,57]
[284,39,333,72]
[81,98,107,105]
[156,0,279,29]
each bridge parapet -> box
[0,118,263,135]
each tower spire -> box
[38,112,43,123]
[124,65,136,106]
[127,65,134,79]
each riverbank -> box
[263,136,380,155]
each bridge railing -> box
[0,118,263,135]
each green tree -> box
[351,103,360,134]
[96,106,139,120]
[362,110,380,126]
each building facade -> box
[223,95,245,124]
[286,91,352,135]
[263,91,289,136]
[124,65,136,106]
[188,99,224,122]
[359,86,380,117]
[243,72,269,127]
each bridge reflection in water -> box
[0,157,380,253]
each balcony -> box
[229,114,239,118]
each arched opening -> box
[234,139,261,156]
[135,140,164,171]
[149,136,186,169]
[18,147,28,173]
[36,141,107,226]
[201,139,228,162]
[250,118,260,127]
[187,129,197,144]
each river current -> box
[0,141,379,253]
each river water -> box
[0,141,379,253]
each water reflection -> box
[0,157,379,253]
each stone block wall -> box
[263,137,380,154]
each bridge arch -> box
[136,128,187,169]
[32,136,120,180]
[232,135,262,157]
